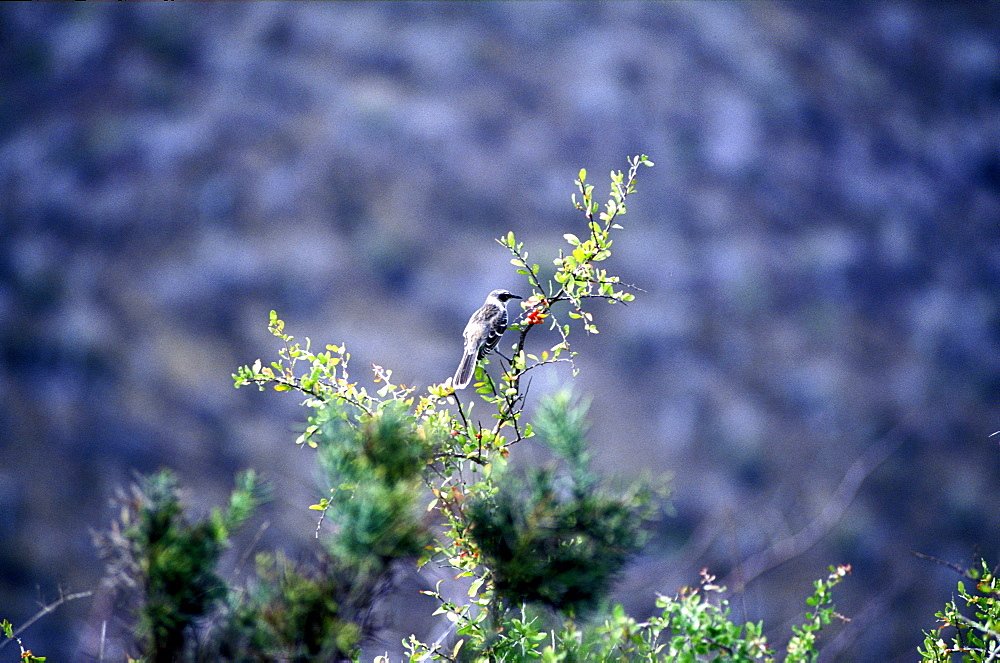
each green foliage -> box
[209,403,437,661]
[212,553,366,661]
[626,564,849,662]
[920,560,1000,662]
[502,154,652,375]
[785,564,852,663]
[314,401,432,569]
[535,389,593,491]
[93,404,440,661]
[467,390,651,616]
[405,566,850,662]
[228,156,854,662]
[317,401,431,485]
[86,155,853,660]
[94,469,262,662]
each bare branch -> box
[725,427,906,590]
[0,589,93,652]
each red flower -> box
[525,308,546,325]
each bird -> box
[453,289,522,389]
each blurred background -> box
[1,2,999,660]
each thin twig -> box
[0,589,94,652]
[234,520,271,575]
[953,613,1000,658]
[910,551,977,578]
[725,427,906,590]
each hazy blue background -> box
[1,3,998,660]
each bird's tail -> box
[453,349,478,389]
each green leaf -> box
[563,233,580,245]
[578,168,587,182]
[468,576,486,597]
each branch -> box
[0,589,93,652]
[724,427,906,590]
[952,613,1000,656]
[243,374,374,418]
[910,551,977,578]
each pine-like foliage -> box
[94,470,261,662]
[467,390,650,616]
[91,403,434,661]
[315,401,432,569]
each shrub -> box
[7,154,853,660]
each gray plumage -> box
[453,289,522,389]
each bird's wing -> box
[479,306,507,356]
[464,302,501,350]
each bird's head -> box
[488,289,522,303]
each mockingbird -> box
[453,289,522,389]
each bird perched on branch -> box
[453,289,522,389]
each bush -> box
[919,559,1000,662]
[5,155,860,661]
